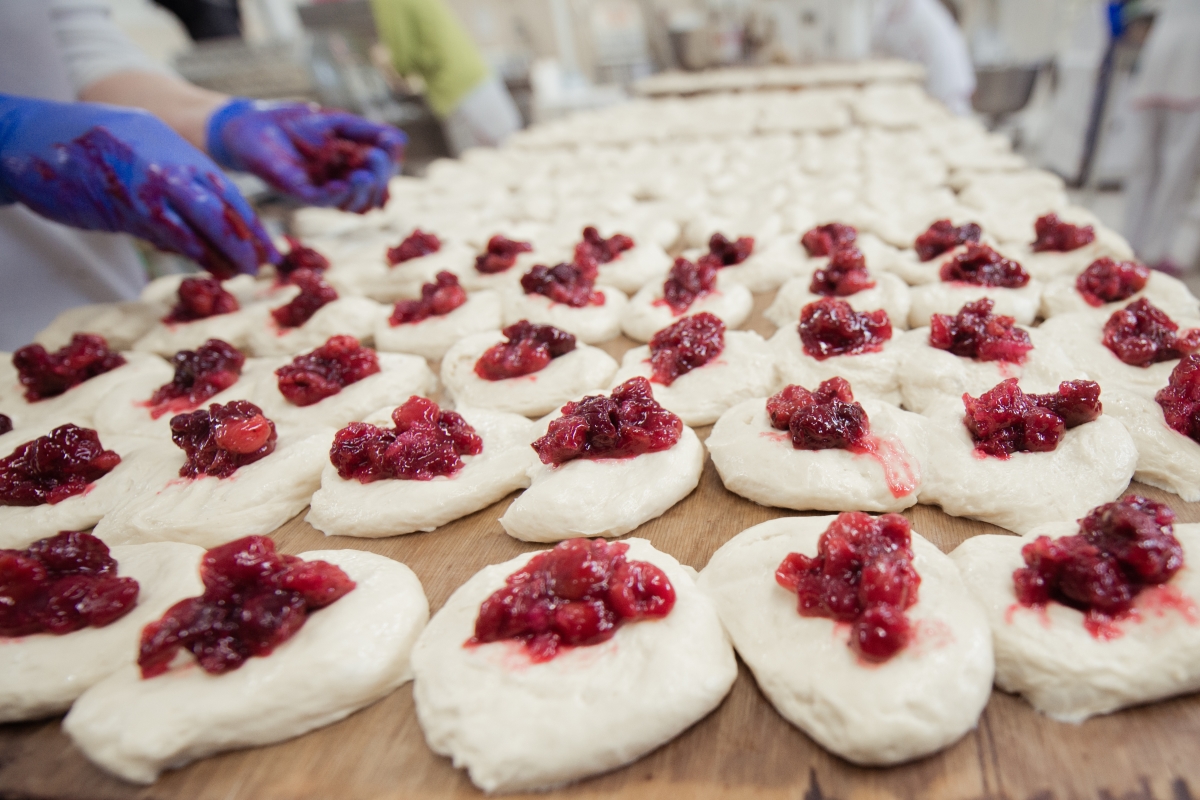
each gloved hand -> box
[206,99,406,214]
[0,93,275,279]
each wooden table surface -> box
[3,296,1199,800]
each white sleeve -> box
[49,0,175,93]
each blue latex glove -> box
[0,94,275,278]
[207,99,406,214]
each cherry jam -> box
[0,424,121,506]
[648,312,725,386]
[476,235,532,274]
[0,414,10,435]
[1157,354,1200,442]
[767,378,869,451]
[163,277,240,324]
[295,136,374,187]
[809,247,875,297]
[270,268,338,329]
[387,229,441,265]
[148,339,245,419]
[275,335,380,407]
[170,400,277,479]
[277,235,330,280]
[662,257,717,314]
[1076,258,1149,307]
[389,271,467,325]
[963,378,1102,458]
[700,232,754,268]
[474,321,576,381]
[797,297,892,360]
[1102,298,1200,367]
[914,219,982,262]
[940,243,1030,287]
[1032,213,1096,252]
[329,396,482,482]
[520,263,604,307]
[929,298,1033,363]
[574,226,634,269]
[13,333,126,402]
[801,223,857,257]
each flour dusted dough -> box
[621,273,753,343]
[501,285,628,344]
[374,290,502,360]
[411,538,736,793]
[907,279,1043,328]
[766,271,912,332]
[769,326,904,405]
[1040,270,1200,320]
[64,549,428,784]
[1104,390,1200,502]
[245,296,383,357]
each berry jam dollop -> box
[0,424,121,506]
[914,219,982,262]
[532,377,682,466]
[1157,354,1200,442]
[929,298,1033,363]
[700,232,755,268]
[148,339,245,419]
[809,247,876,297]
[662,256,718,314]
[1102,298,1200,367]
[776,512,920,662]
[474,321,577,381]
[270,268,338,329]
[648,312,725,386]
[520,262,604,307]
[801,223,857,257]
[275,335,380,407]
[574,226,634,270]
[163,277,240,324]
[0,531,139,637]
[387,229,441,265]
[1013,496,1182,636]
[138,535,355,677]
[277,235,330,281]
[389,271,467,325]
[1032,213,1096,253]
[476,235,533,274]
[767,377,869,451]
[797,297,892,361]
[0,414,10,435]
[13,333,126,402]
[470,538,675,662]
[963,378,1102,458]
[329,396,482,482]
[940,243,1031,288]
[1076,257,1149,307]
[171,400,277,479]
[295,136,374,187]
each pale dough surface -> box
[594,243,674,295]
[131,275,283,356]
[1104,390,1200,502]
[36,301,163,351]
[907,280,1043,328]
[766,271,912,332]
[1040,270,1200,320]
[326,240,476,302]
[245,297,384,357]
[621,273,753,343]
[501,285,628,344]
[373,290,502,360]
[769,326,904,405]
[997,224,1135,282]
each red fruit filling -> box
[532,377,682,466]
[1032,213,1096,253]
[1076,257,1149,307]
[766,378,869,450]
[574,226,634,269]
[138,535,355,678]
[270,268,338,329]
[1013,496,1182,635]
[275,335,380,407]
[147,339,245,419]
[295,136,373,186]
[0,531,139,637]
[1157,354,1200,442]
[801,223,857,257]
[776,512,920,662]
[476,235,533,274]
[0,414,10,435]
[809,247,876,297]
[170,400,277,479]
[520,263,604,307]
[387,229,441,265]
[469,538,675,662]
[1102,298,1200,367]
[163,277,240,324]
[389,271,467,325]
[700,232,754,268]
[929,298,1033,363]
[963,378,1102,458]
[662,257,718,314]
[649,312,725,386]
[329,396,482,482]
[940,243,1030,287]
[474,321,576,381]
[914,219,982,262]
[277,235,330,281]
[13,333,126,402]
[797,297,892,360]
[0,425,121,506]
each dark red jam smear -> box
[295,136,373,187]
[801,223,857,257]
[809,247,875,297]
[1014,496,1182,635]
[1157,354,1200,442]
[171,400,277,479]
[1076,257,1149,307]
[163,277,240,324]
[330,396,482,482]
[470,538,675,662]
[574,226,634,270]
[474,321,576,381]
[1032,213,1096,253]
[275,335,380,407]
[520,262,604,307]
[138,535,355,678]
[13,333,126,402]
[387,229,441,265]
[0,531,139,637]
[798,297,892,361]
[649,312,725,386]
[0,425,121,506]
[271,268,338,329]
[776,512,920,662]
[963,378,1102,458]
[940,243,1030,287]
[0,414,10,435]
[532,377,682,466]
[1102,298,1200,367]
[476,234,532,274]
[663,256,717,314]
[148,339,245,419]
[767,377,869,451]
[699,232,754,269]
[929,298,1033,363]
[914,219,982,262]
[277,235,330,281]
[389,271,467,325]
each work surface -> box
[3,298,1199,800]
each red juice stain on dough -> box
[905,618,956,657]
[1004,602,1052,628]
[850,435,919,499]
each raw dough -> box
[374,290,503,360]
[907,279,1043,328]
[769,326,904,405]
[766,271,912,332]
[1040,270,1200,320]
[245,297,383,357]
[621,273,753,343]
[1103,390,1200,502]
[501,285,628,344]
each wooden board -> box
[4,296,1200,800]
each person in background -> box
[369,0,522,154]
[153,0,242,40]
[871,0,976,116]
